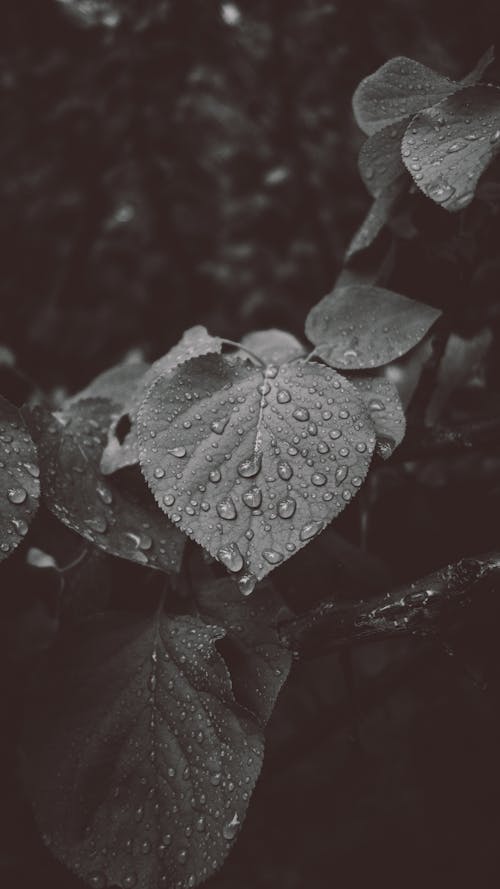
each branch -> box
[278,552,500,658]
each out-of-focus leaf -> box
[349,375,406,459]
[138,355,376,592]
[426,328,493,424]
[460,46,495,87]
[358,121,408,197]
[345,176,407,260]
[22,609,264,889]
[401,85,500,212]
[196,577,292,724]
[67,361,149,408]
[305,285,441,369]
[0,395,40,562]
[27,400,185,573]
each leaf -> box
[305,285,441,369]
[67,361,149,408]
[196,578,292,725]
[238,330,305,365]
[22,609,264,889]
[352,56,461,136]
[101,327,223,476]
[138,355,376,590]
[349,375,406,459]
[358,120,408,197]
[27,400,185,573]
[0,394,40,561]
[345,176,407,260]
[401,85,500,212]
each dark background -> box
[2,1,500,887]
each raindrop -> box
[154,467,166,479]
[277,460,293,480]
[216,497,237,520]
[329,430,341,440]
[490,129,500,144]
[311,472,327,486]
[335,465,348,485]
[428,181,455,204]
[237,452,262,478]
[167,447,187,458]
[217,543,244,572]
[242,487,262,509]
[7,486,27,505]
[317,442,329,454]
[277,389,291,404]
[277,497,296,519]
[238,572,257,596]
[177,849,188,865]
[262,549,284,565]
[211,417,229,435]
[292,407,310,422]
[343,349,358,362]
[368,399,385,411]
[355,442,367,453]
[163,493,175,506]
[222,813,241,841]
[299,520,323,541]
[209,468,221,483]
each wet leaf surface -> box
[305,285,441,369]
[349,375,406,459]
[196,578,292,725]
[358,120,408,197]
[101,328,222,476]
[27,399,185,573]
[238,330,305,365]
[401,85,500,212]
[67,361,149,408]
[0,395,40,562]
[22,609,264,889]
[352,56,461,136]
[138,355,376,590]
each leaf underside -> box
[305,285,441,369]
[27,399,185,573]
[138,355,376,589]
[22,610,264,889]
[349,374,406,459]
[402,85,500,211]
[0,394,40,561]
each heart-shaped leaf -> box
[27,400,185,573]
[401,85,500,211]
[22,609,264,889]
[0,395,40,561]
[237,330,305,365]
[349,374,406,459]
[196,578,292,725]
[305,285,441,369]
[352,56,461,136]
[138,355,376,591]
[101,327,223,476]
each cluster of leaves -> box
[2,43,500,889]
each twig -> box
[278,552,500,658]
[407,316,451,426]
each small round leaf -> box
[0,395,40,561]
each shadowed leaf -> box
[196,578,292,724]
[401,85,500,211]
[358,120,408,197]
[349,375,406,459]
[305,285,441,369]
[345,176,407,260]
[238,330,305,365]
[27,400,185,573]
[138,355,376,592]
[0,395,40,561]
[67,361,149,407]
[22,609,264,889]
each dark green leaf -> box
[101,327,223,476]
[345,176,407,260]
[0,394,40,561]
[196,578,292,725]
[358,120,407,197]
[305,285,441,369]
[238,330,305,365]
[138,355,376,591]
[22,610,264,889]
[349,375,406,459]
[401,85,500,211]
[27,400,185,573]
[352,57,460,136]
[67,361,149,408]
